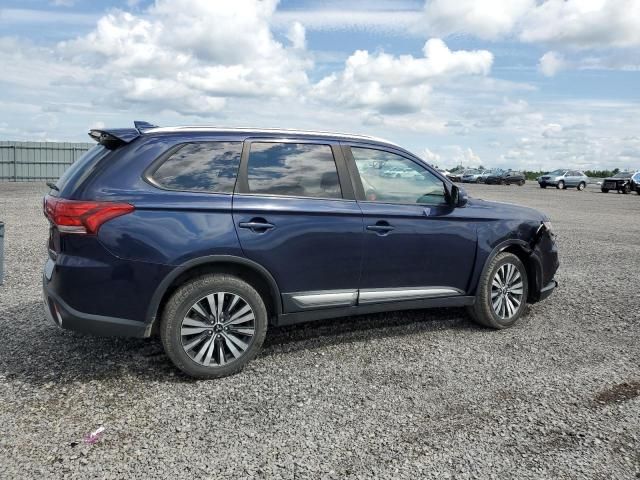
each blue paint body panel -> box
[42,127,559,337]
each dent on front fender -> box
[467,217,545,297]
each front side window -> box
[351,147,446,205]
[152,142,242,193]
[246,143,342,199]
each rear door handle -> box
[238,219,275,233]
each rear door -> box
[565,171,578,186]
[233,139,364,313]
[343,143,476,300]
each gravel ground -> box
[0,181,638,479]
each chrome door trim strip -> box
[358,287,464,304]
[288,289,358,309]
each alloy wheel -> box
[491,263,524,320]
[180,292,256,367]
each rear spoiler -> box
[88,120,158,149]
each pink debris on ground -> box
[83,426,105,445]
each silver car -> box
[461,169,484,183]
[538,169,589,190]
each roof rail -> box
[134,120,159,132]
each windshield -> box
[547,169,566,176]
[613,172,632,178]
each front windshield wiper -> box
[46,181,59,191]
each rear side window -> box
[55,145,110,196]
[152,142,242,193]
[246,143,342,199]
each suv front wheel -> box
[160,274,268,379]
[467,252,529,329]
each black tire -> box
[540,184,547,189]
[577,182,586,191]
[467,252,529,329]
[601,188,609,193]
[160,274,268,379]
[557,180,565,190]
[518,179,525,186]
[622,184,630,194]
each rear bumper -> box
[43,260,149,337]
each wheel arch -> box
[475,240,541,303]
[144,255,282,336]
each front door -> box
[344,144,476,302]
[233,139,364,313]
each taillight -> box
[43,195,134,235]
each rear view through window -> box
[152,142,242,193]
[247,142,342,199]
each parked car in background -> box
[437,168,451,177]
[42,121,558,378]
[485,170,526,186]
[461,169,485,183]
[633,172,640,194]
[601,171,637,194]
[477,169,501,183]
[447,170,464,182]
[537,170,589,190]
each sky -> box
[0,0,639,171]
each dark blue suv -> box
[43,122,558,378]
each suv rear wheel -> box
[467,252,528,329]
[160,274,268,379]
[577,181,586,191]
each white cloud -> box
[312,38,493,114]
[420,1,640,51]
[538,51,566,77]
[423,0,534,40]
[287,21,306,50]
[442,146,483,168]
[57,0,311,114]
[520,0,640,49]
[421,147,441,165]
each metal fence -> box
[0,141,93,182]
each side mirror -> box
[449,184,468,208]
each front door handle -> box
[366,222,394,235]
[238,219,275,233]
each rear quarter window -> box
[55,145,110,196]
[151,142,242,193]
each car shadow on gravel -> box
[0,301,481,384]
[261,307,481,356]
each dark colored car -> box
[485,170,526,186]
[601,171,639,194]
[43,122,559,378]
